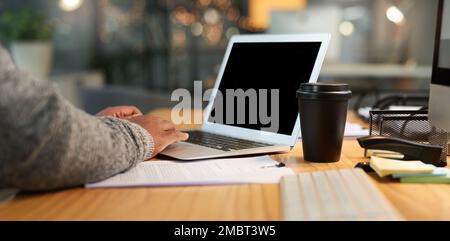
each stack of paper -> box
[298,122,369,139]
[399,169,450,183]
[344,122,370,137]
[370,156,435,178]
[86,156,294,188]
[392,168,449,178]
[370,156,450,184]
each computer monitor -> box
[429,0,450,131]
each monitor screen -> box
[432,0,450,86]
[208,42,322,135]
[439,0,450,69]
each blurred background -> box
[0,0,439,116]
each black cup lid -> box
[297,83,351,100]
[300,82,349,92]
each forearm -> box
[0,54,153,191]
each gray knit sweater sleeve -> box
[0,46,154,192]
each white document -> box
[298,122,369,139]
[344,122,369,137]
[86,156,294,188]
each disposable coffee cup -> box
[297,83,352,163]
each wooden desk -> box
[1,110,449,221]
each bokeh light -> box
[59,0,84,12]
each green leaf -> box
[0,8,53,43]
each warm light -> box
[386,6,404,24]
[339,21,354,36]
[59,0,84,12]
[204,8,221,25]
[249,0,306,30]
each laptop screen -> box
[208,41,322,135]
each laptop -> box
[161,34,330,160]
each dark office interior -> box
[0,0,439,114]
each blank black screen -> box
[208,42,322,135]
[432,0,450,86]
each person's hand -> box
[129,115,189,158]
[96,106,143,119]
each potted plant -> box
[0,9,54,80]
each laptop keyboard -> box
[185,130,271,152]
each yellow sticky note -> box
[370,156,435,178]
[366,149,404,159]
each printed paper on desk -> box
[86,156,294,188]
[298,122,369,139]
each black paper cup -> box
[297,83,352,163]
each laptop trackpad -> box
[161,142,225,159]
